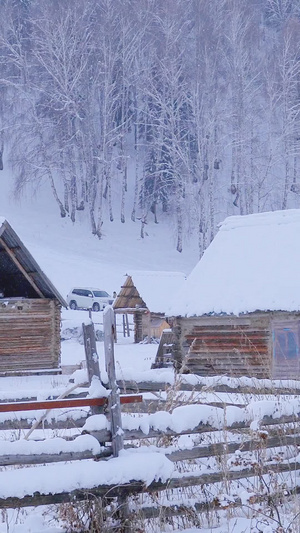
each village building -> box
[113,270,186,343]
[169,209,300,380]
[0,218,66,373]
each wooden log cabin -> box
[0,218,67,373]
[169,209,300,380]
[113,271,186,343]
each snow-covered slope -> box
[0,166,198,302]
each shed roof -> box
[114,270,186,314]
[0,218,67,306]
[169,209,300,317]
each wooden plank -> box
[104,307,131,531]
[82,322,102,385]
[125,313,130,337]
[152,330,175,368]
[123,314,126,337]
[186,334,267,341]
[104,307,123,457]
[0,368,62,378]
[114,307,148,314]
[166,432,300,462]
[115,379,300,394]
[2,430,300,467]
[187,344,269,351]
[86,410,300,443]
[0,395,142,413]
[0,417,88,431]
[1,460,300,509]
[0,449,104,466]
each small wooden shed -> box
[169,209,300,380]
[113,271,186,343]
[0,218,67,373]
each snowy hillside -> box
[0,165,198,301]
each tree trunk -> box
[131,137,139,222]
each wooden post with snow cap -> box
[103,306,124,457]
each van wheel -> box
[70,300,77,310]
[93,303,100,312]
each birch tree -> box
[2,0,300,252]
[30,0,95,221]
[274,18,300,208]
[140,0,194,251]
[189,0,227,255]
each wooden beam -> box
[2,431,300,468]
[0,245,21,253]
[114,308,148,314]
[86,410,300,443]
[0,449,102,466]
[0,394,142,413]
[0,237,44,298]
[116,380,300,396]
[104,307,124,457]
[1,461,300,509]
[0,417,88,431]
[82,322,104,415]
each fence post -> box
[123,314,126,338]
[103,307,124,457]
[114,312,117,343]
[125,313,130,337]
[103,307,131,532]
[82,321,103,415]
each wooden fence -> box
[1,384,300,524]
[0,314,300,530]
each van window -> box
[73,289,92,297]
[93,291,109,297]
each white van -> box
[66,288,113,312]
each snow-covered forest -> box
[1,0,300,254]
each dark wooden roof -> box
[113,275,147,311]
[0,219,67,306]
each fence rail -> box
[0,381,299,529]
[0,395,142,413]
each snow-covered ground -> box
[1,171,300,531]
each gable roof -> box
[114,270,186,314]
[169,209,300,317]
[0,218,67,306]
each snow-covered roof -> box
[169,209,300,317]
[118,270,186,314]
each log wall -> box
[174,315,272,378]
[0,298,61,371]
[174,312,300,379]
